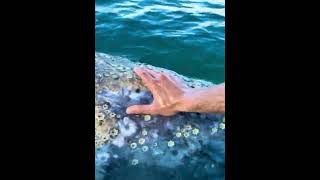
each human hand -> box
[126,67,190,116]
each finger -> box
[159,73,173,88]
[144,68,161,79]
[169,75,189,89]
[159,72,184,89]
[159,73,188,96]
[134,67,161,92]
[126,104,153,114]
[134,67,157,82]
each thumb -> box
[126,105,152,114]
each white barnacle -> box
[183,132,190,138]
[102,103,109,110]
[138,138,145,145]
[96,113,105,121]
[116,114,121,119]
[175,132,182,138]
[142,145,149,152]
[130,142,137,149]
[153,142,158,147]
[131,159,139,166]
[192,128,200,135]
[168,140,175,147]
[101,135,109,141]
[110,128,119,137]
[211,127,218,134]
[219,123,225,130]
[141,129,148,136]
[109,112,116,118]
[144,115,151,121]
[104,110,111,115]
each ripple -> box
[96,0,224,18]
[95,0,225,83]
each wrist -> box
[175,88,199,112]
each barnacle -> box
[142,145,149,152]
[109,128,119,138]
[109,112,116,118]
[96,113,105,121]
[211,127,218,134]
[130,143,137,149]
[192,128,200,135]
[141,129,148,136]
[131,159,139,166]
[102,103,110,110]
[168,140,175,147]
[175,132,182,138]
[138,138,145,145]
[144,115,151,121]
[219,123,225,130]
[183,132,190,138]
[101,134,109,141]
[104,109,111,115]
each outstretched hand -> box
[126,67,189,116]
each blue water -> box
[95,0,225,84]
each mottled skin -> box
[95,52,225,180]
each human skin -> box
[126,67,225,116]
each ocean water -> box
[95,0,225,84]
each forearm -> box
[178,83,225,114]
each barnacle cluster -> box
[174,124,201,139]
[95,101,121,148]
